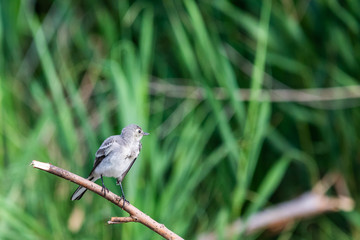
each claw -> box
[120,196,129,208]
[100,175,109,196]
[101,186,109,195]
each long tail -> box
[71,176,97,201]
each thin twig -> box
[108,216,138,224]
[31,160,183,240]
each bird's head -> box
[121,124,149,142]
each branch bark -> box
[31,160,183,240]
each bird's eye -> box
[138,129,141,133]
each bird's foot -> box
[100,175,109,196]
[101,185,109,196]
[119,195,129,209]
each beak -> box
[143,132,150,136]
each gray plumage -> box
[71,124,149,201]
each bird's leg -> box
[100,175,109,196]
[119,183,129,208]
[116,179,129,208]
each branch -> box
[199,173,354,240]
[31,160,183,240]
[149,81,360,109]
[199,192,353,240]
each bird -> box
[71,124,149,204]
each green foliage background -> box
[1,0,360,239]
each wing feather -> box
[89,136,121,175]
[95,136,117,158]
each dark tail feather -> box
[70,176,95,201]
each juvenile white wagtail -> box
[71,124,149,203]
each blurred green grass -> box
[1,0,360,239]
